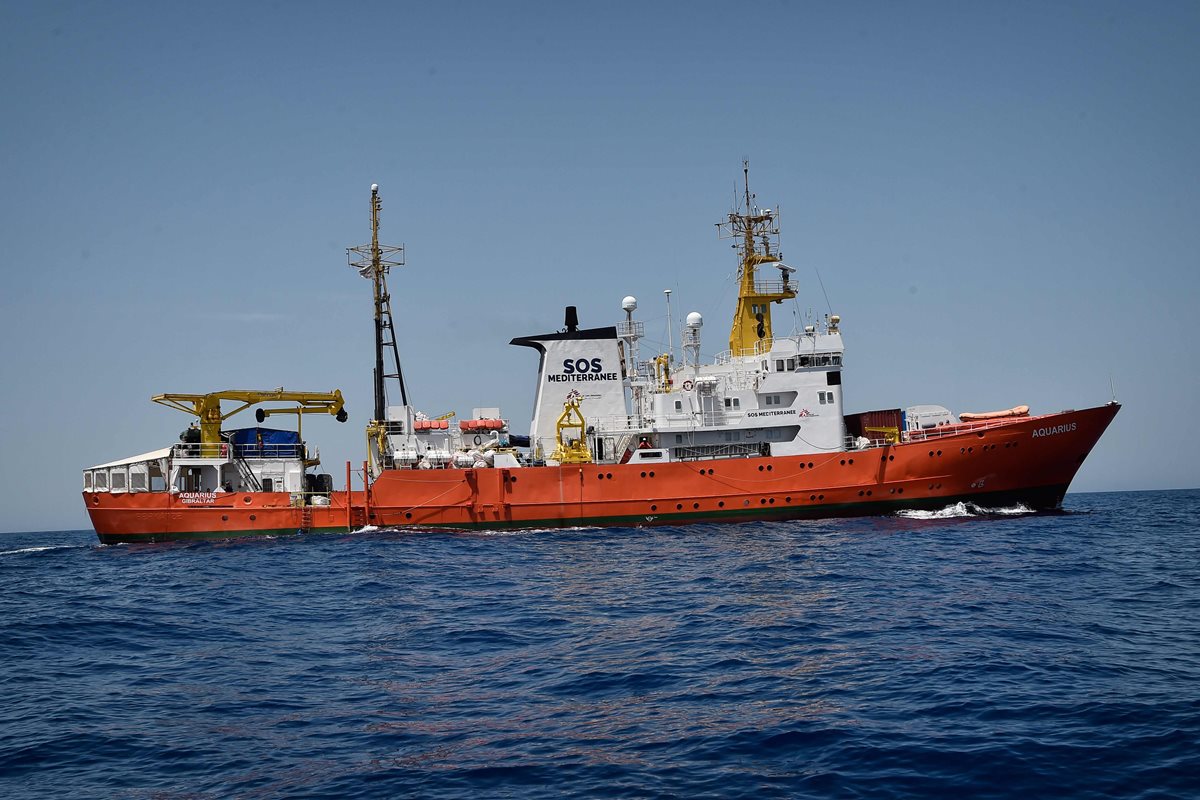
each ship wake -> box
[895,501,1035,520]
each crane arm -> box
[151,389,347,445]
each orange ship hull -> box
[86,404,1118,544]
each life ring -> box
[682,380,694,391]
[473,435,482,446]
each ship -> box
[82,170,1120,544]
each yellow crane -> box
[152,389,348,456]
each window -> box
[787,358,796,371]
[675,434,683,444]
[674,400,682,412]
[83,472,92,490]
[827,370,842,386]
[776,359,785,372]
[724,398,732,408]
[817,390,836,405]
[733,398,740,409]
[724,431,737,442]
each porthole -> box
[649,471,655,478]
[785,496,792,503]
[651,504,657,511]
[758,465,765,472]
[606,472,613,479]
[693,502,700,509]
[897,488,904,494]
[858,490,864,497]
[510,476,517,483]
[936,450,942,456]
[243,496,252,504]
[767,465,773,472]
[849,459,854,465]
[249,514,256,521]
[641,471,647,478]
[221,515,228,521]
[818,494,825,500]
[840,459,846,466]
[889,455,894,461]
[769,498,775,504]
[866,490,872,497]
[743,500,750,506]
[405,512,412,520]
[929,451,935,457]
[718,501,725,508]
[676,503,683,510]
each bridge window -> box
[775,359,785,371]
[674,400,683,411]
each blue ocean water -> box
[2,490,1198,799]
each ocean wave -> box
[895,501,1035,519]
[0,544,85,556]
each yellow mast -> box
[718,161,797,356]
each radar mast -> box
[347,184,408,423]
[716,161,797,355]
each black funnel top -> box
[564,306,579,333]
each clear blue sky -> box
[2,1,1197,532]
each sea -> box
[2,489,1197,799]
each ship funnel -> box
[564,306,579,333]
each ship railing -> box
[903,415,1031,442]
[616,320,644,339]
[171,443,232,460]
[171,442,306,460]
[673,442,760,461]
[232,443,306,459]
[589,415,643,435]
[749,280,795,296]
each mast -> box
[348,184,407,423]
[716,161,797,356]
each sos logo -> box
[563,358,604,374]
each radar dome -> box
[622,296,638,312]
[686,312,703,328]
[371,183,379,192]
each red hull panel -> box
[85,404,1119,543]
